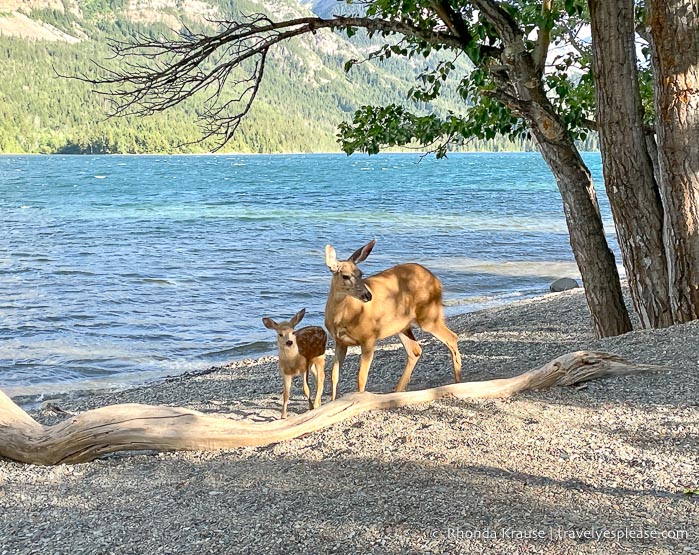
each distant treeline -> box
[0,4,599,154]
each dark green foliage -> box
[0,0,614,154]
[337,0,608,155]
[0,1,498,154]
[0,30,396,153]
[0,36,210,153]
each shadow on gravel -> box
[1,451,694,555]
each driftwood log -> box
[0,351,659,465]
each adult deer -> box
[324,240,462,399]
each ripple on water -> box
[0,153,612,394]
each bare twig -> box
[69,14,475,149]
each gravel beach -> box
[1,288,697,554]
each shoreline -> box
[5,284,697,418]
[0,150,600,157]
[3,286,556,406]
[3,152,602,401]
[2,287,697,554]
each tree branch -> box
[91,15,467,91]
[470,0,524,46]
[428,0,500,59]
[560,20,591,58]
[581,118,598,131]
[74,14,472,149]
[532,0,555,76]
[482,87,526,115]
[0,351,660,465]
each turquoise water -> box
[0,152,614,396]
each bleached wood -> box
[0,351,659,465]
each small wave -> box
[444,288,541,316]
[141,278,176,286]
[13,252,43,258]
[428,257,582,279]
[55,269,96,276]
[444,295,498,307]
[2,364,208,403]
[199,341,275,359]
[449,291,528,306]
[94,175,107,179]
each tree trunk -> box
[588,0,673,329]
[476,0,633,338]
[648,0,699,323]
[532,129,633,337]
[505,80,632,338]
[0,351,659,465]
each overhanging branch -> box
[71,11,507,150]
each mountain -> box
[0,0,487,153]
[299,0,355,19]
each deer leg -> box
[395,328,423,392]
[302,369,312,410]
[357,342,376,393]
[331,343,347,401]
[281,374,292,419]
[312,355,325,409]
[420,318,462,383]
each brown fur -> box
[324,240,462,398]
[262,309,327,418]
[296,327,327,362]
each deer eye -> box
[342,275,351,280]
[278,333,283,337]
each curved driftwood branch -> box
[0,351,660,465]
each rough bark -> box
[83,0,634,338]
[648,0,699,323]
[532,131,633,337]
[0,351,659,465]
[473,0,633,337]
[589,0,673,329]
[645,133,662,187]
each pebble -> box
[1,288,697,554]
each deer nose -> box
[362,291,373,302]
[286,340,294,347]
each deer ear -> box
[290,308,306,327]
[349,239,376,264]
[262,317,278,330]
[325,245,339,272]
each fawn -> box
[262,308,327,419]
[324,239,462,399]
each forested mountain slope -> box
[0,0,536,153]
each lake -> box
[0,152,615,398]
